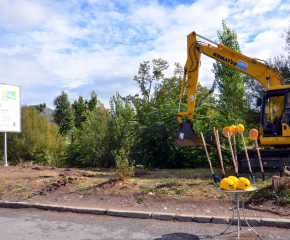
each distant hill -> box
[29,106,55,124]
[39,107,55,124]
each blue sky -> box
[0,0,290,108]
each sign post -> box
[3,132,8,166]
[0,83,21,166]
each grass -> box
[84,192,93,196]
[138,196,147,204]
[0,166,289,206]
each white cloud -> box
[0,0,49,31]
[0,0,289,108]
[279,4,290,11]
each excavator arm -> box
[176,31,283,147]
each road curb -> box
[0,200,289,228]
[107,209,151,219]
[177,214,194,222]
[152,212,176,221]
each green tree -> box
[53,91,74,135]
[130,102,184,168]
[72,95,87,129]
[104,93,135,167]
[85,90,98,111]
[35,103,46,113]
[71,91,98,130]
[153,63,184,107]
[211,20,247,126]
[78,102,109,167]
[3,106,65,166]
[63,98,109,168]
[133,58,169,108]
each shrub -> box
[113,149,134,181]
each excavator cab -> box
[262,90,285,137]
[261,88,290,146]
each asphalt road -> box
[0,208,289,240]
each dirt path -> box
[0,165,289,220]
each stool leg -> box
[220,192,234,235]
[236,193,240,239]
[242,192,260,236]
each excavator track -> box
[237,148,290,173]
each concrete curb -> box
[194,215,212,223]
[0,200,289,228]
[107,209,151,219]
[152,212,176,221]
[177,214,194,222]
[72,207,106,215]
[212,216,230,224]
[232,217,261,226]
[261,218,290,228]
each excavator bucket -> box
[175,120,210,147]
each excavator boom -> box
[176,31,284,147]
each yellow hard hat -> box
[249,129,259,140]
[230,125,238,134]
[228,176,238,188]
[237,124,244,134]
[223,126,232,137]
[236,177,253,191]
[220,178,235,191]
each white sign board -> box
[0,83,21,132]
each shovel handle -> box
[254,137,264,173]
[213,128,225,176]
[240,133,253,173]
[233,134,239,172]
[201,132,215,175]
[228,135,238,174]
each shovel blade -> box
[262,172,266,181]
[175,121,210,147]
[214,178,220,184]
[250,175,257,184]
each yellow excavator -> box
[176,31,290,172]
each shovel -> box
[230,125,239,178]
[213,127,226,179]
[201,132,219,184]
[237,124,257,183]
[223,127,239,178]
[249,129,266,181]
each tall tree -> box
[133,58,169,108]
[35,103,46,113]
[153,62,184,107]
[53,91,74,135]
[72,91,98,130]
[211,20,247,125]
[72,95,87,129]
[85,90,98,111]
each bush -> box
[113,149,135,181]
[1,106,66,166]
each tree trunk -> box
[272,176,290,191]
